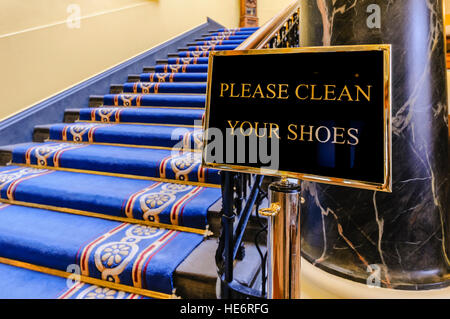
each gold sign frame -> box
[202,45,392,192]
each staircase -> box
[0,26,261,299]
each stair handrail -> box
[236,0,300,50]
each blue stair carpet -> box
[0,166,220,229]
[191,40,243,45]
[10,142,220,183]
[187,44,238,51]
[0,263,147,299]
[47,122,203,149]
[0,27,257,298]
[209,31,255,36]
[154,64,208,73]
[139,73,207,83]
[122,83,207,94]
[203,35,249,41]
[79,107,204,125]
[102,94,205,108]
[216,27,258,32]
[166,57,210,64]
[0,204,202,295]
[177,51,210,57]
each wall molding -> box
[0,2,150,39]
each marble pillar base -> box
[299,0,449,290]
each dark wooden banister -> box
[236,0,300,50]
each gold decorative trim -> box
[0,197,213,236]
[0,257,174,299]
[10,163,221,189]
[203,44,392,192]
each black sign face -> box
[203,45,391,192]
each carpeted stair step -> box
[89,93,205,108]
[79,107,204,126]
[187,40,244,46]
[153,57,210,67]
[113,83,207,94]
[137,73,207,83]
[122,82,207,94]
[0,165,221,231]
[152,64,208,73]
[43,122,202,149]
[143,65,210,74]
[166,57,210,64]
[178,44,239,51]
[168,51,210,58]
[0,262,147,299]
[198,35,249,41]
[0,159,260,242]
[126,73,207,83]
[177,51,211,57]
[215,27,259,32]
[208,28,258,35]
[207,31,255,36]
[9,142,220,184]
[0,204,263,299]
[0,162,223,237]
[0,203,203,297]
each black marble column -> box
[299,0,449,289]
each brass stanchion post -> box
[260,177,301,299]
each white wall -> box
[0,0,240,120]
[258,0,294,25]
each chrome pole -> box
[260,178,301,299]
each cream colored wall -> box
[0,0,240,121]
[257,0,293,25]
